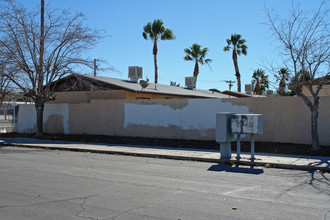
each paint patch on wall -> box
[44,115,65,134]
[124,99,250,130]
[17,104,69,134]
[17,104,36,133]
[44,104,70,134]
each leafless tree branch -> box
[265,1,329,150]
[0,0,106,135]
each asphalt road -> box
[0,146,329,220]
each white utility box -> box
[216,113,236,143]
[216,112,264,160]
[216,113,236,159]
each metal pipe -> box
[236,134,241,160]
[250,134,255,161]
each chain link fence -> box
[0,103,17,133]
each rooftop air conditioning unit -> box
[185,77,196,89]
[128,66,143,82]
[245,84,253,94]
[266,90,274,97]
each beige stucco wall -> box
[17,97,330,145]
[222,97,311,143]
[54,90,128,103]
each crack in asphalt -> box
[75,193,100,220]
[74,189,114,220]
[0,190,109,220]
[109,205,148,220]
[108,189,181,220]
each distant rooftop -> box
[221,90,266,98]
[71,74,234,99]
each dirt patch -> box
[1,133,329,156]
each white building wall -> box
[124,99,250,131]
[17,104,69,134]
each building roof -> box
[308,75,330,85]
[56,74,234,99]
[289,75,330,90]
[221,90,266,98]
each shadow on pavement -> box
[308,158,330,170]
[208,164,264,175]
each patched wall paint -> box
[124,99,250,131]
[16,97,330,145]
[43,104,70,134]
[17,104,36,133]
[17,104,69,134]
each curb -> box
[2,143,330,173]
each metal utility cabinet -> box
[216,113,263,160]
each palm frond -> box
[161,29,175,40]
[184,55,193,61]
[184,43,212,71]
[142,32,148,40]
[224,33,247,57]
[223,46,230,52]
[241,47,247,55]
[238,39,246,44]
[142,19,175,42]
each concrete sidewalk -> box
[0,137,329,172]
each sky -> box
[18,0,328,92]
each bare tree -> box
[0,70,11,104]
[0,45,16,104]
[0,1,104,136]
[265,1,329,150]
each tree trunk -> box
[232,50,241,92]
[193,61,199,78]
[297,87,321,151]
[153,41,158,84]
[279,78,285,96]
[35,100,44,136]
[254,81,260,95]
[311,107,320,151]
[193,62,199,89]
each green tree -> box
[223,34,248,92]
[142,19,175,84]
[209,88,221,93]
[170,81,180,87]
[184,43,212,88]
[275,68,290,96]
[252,69,269,95]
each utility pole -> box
[38,0,44,93]
[222,80,236,91]
[36,0,45,136]
[93,59,97,76]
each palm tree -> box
[223,34,248,92]
[252,69,269,95]
[275,68,290,96]
[142,19,175,84]
[184,43,212,88]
